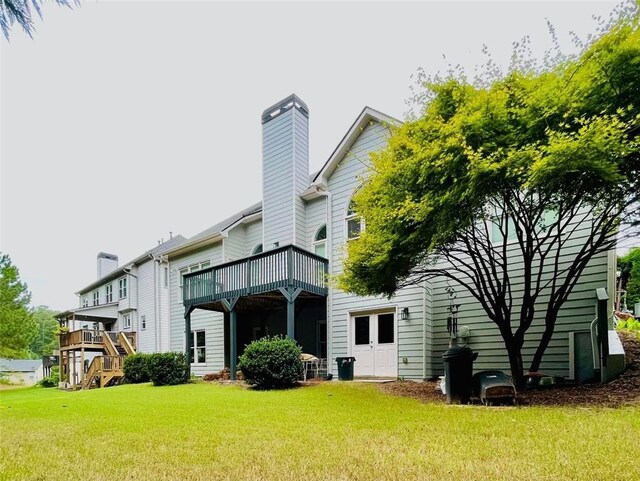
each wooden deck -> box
[182,244,328,308]
[59,329,136,352]
[59,329,136,389]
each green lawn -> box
[1,383,638,481]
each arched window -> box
[313,225,327,258]
[345,199,364,241]
[252,244,263,255]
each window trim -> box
[345,199,364,241]
[122,314,131,330]
[118,277,128,299]
[190,329,206,365]
[92,290,100,306]
[105,284,113,304]
[140,315,146,331]
[313,224,327,258]
[81,296,88,308]
[179,260,212,301]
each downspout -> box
[315,185,333,373]
[422,280,429,380]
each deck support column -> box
[80,347,85,387]
[184,307,194,378]
[221,297,240,380]
[279,287,303,340]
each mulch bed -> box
[379,331,640,408]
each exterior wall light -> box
[401,307,409,321]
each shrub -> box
[123,353,151,383]
[38,366,59,388]
[238,335,302,389]
[147,352,189,386]
[616,316,640,335]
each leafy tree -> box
[1,0,79,40]
[338,7,640,386]
[0,253,37,358]
[618,248,640,308]
[29,306,59,358]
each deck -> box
[182,244,328,308]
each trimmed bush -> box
[123,353,151,383]
[38,366,59,388]
[238,335,302,389]
[147,352,189,386]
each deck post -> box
[185,307,193,377]
[279,287,303,340]
[230,308,237,380]
[80,347,85,387]
[221,297,240,380]
[72,350,76,390]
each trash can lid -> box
[442,345,475,360]
[335,357,356,362]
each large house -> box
[58,94,616,388]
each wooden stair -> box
[81,334,136,389]
[82,355,126,389]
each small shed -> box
[0,359,44,386]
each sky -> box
[0,0,632,311]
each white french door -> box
[351,311,397,377]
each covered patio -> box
[182,244,328,379]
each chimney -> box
[261,94,309,248]
[97,252,118,279]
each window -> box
[122,314,131,329]
[313,225,327,258]
[105,284,113,303]
[252,244,263,255]
[92,290,99,306]
[354,316,370,345]
[179,261,211,300]
[118,277,128,299]
[141,315,146,331]
[189,330,206,364]
[346,199,364,241]
[490,215,517,244]
[81,296,88,308]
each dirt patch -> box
[379,331,640,408]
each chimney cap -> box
[97,252,118,261]
[261,94,309,124]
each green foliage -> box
[618,248,640,306]
[616,316,640,333]
[38,366,59,388]
[29,306,59,358]
[147,352,189,386]
[0,253,37,359]
[337,7,640,384]
[238,336,302,389]
[123,353,151,384]
[339,13,640,297]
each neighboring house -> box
[166,94,615,381]
[0,359,43,386]
[56,236,185,388]
[60,94,615,386]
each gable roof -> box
[311,106,401,186]
[165,202,263,258]
[76,234,188,295]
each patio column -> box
[184,307,194,377]
[279,287,303,339]
[222,297,240,380]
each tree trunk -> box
[504,338,525,389]
[529,321,555,373]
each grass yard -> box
[1,382,639,481]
